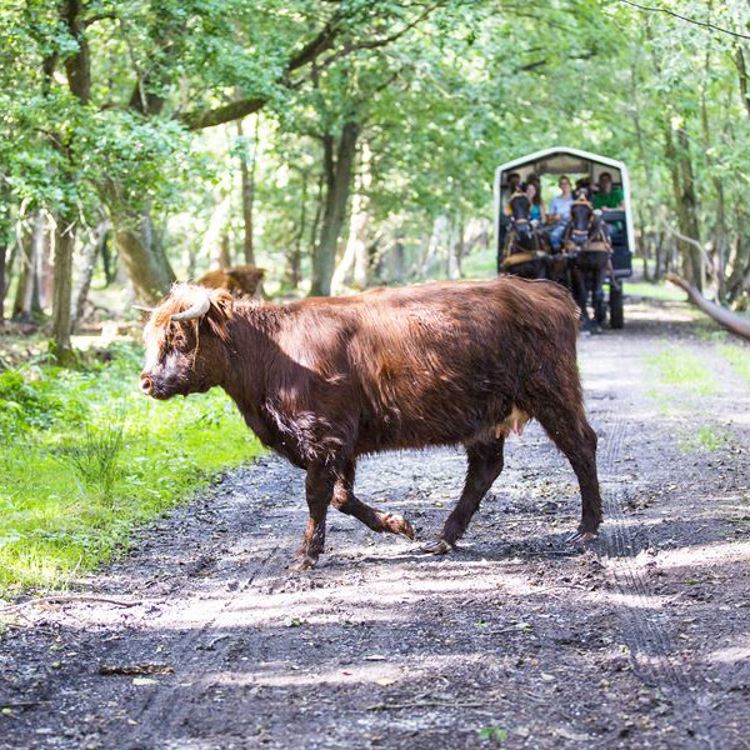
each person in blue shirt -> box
[547,175,573,251]
[526,181,546,223]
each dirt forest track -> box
[2,297,750,750]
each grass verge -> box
[0,341,262,598]
[645,346,717,398]
[679,425,729,453]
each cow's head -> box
[140,284,233,400]
[225,265,265,297]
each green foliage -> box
[0,343,262,595]
[55,421,125,505]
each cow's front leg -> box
[291,463,335,571]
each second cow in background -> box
[196,264,265,298]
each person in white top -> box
[547,176,573,251]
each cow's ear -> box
[205,289,233,341]
[210,288,233,318]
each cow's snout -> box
[140,373,154,395]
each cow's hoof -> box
[420,538,453,555]
[289,555,318,572]
[382,513,416,540]
[566,529,598,545]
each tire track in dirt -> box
[599,414,685,687]
[598,412,726,748]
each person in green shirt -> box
[593,172,624,211]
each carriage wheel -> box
[610,283,624,329]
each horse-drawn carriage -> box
[493,147,634,329]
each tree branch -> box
[182,1,443,131]
[181,15,342,130]
[617,0,750,41]
[84,12,118,27]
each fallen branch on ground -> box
[667,273,750,341]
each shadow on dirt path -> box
[2,298,749,749]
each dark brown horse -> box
[500,191,550,280]
[564,192,612,330]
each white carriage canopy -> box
[493,147,635,255]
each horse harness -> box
[564,194,612,254]
[501,190,548,268]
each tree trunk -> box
[13,212,44,323]
[51,219,76,363]
[200,195,232,270]
[72,220,110,327]
[307,170,326,280]
[48,0,85,361]
[286,171,309,290]
[112,208,175,303]
[311,121,360,296]
[700,32,728,300]
[447,216,464,280]
[734,45,750,120]
[421,215,449,278]
[0,191,10,324]
[352,141,372,290]
[392,240,405,283]
[663,120,703,291]
[39,223,54,310]
[237,115,259,265]
[0,241,6,325]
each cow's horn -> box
[171,290,211,322]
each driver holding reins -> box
[546,175,573,251]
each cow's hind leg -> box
[331,461,415,540]
[422,438,505,555]
[535,399,602,543]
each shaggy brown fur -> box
[195,264,265,298]
[141,277,602,569]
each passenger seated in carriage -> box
[546,175,573,251]
[525,181,546,223]
[593,172,624,211]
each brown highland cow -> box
[140,277,602,569]
[195,264,265,298]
